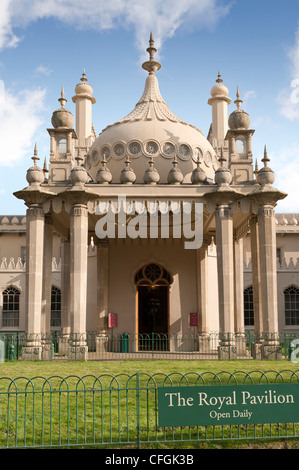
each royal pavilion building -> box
[1,34,298,361]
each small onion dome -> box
[214,148,232,187]
[70,155,89,186]
[290,215,298,226]
[210,71,229,98]
[51,86,74,129]
[96,156,112,184]
[120,157,136,184]
[26,143,45,186]
[143,157,160,184]
[167,156,184,184]
[280,215,288,226]
[191,158,207,184]
[74,70,95,99]
[228,87,250,130]
[257,145,275,187]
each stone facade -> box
[1,35,295,360]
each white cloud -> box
[35,65,52,76]
[0,0,231,53]
[271,144,299,212]
[278,24,299,120]
[0,85,46,166]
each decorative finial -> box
[81,69,87,83]
[96,153,112,184]
[254,158,259,178]
[167,155,184,184]
[142,33,161,74]
[216,70,223,84]
[262,144,270,167]
[191,152,206,184]
[58,85,67,108]
[144,156,160,184]
[234,86,243,110]
[120,155,136,184]
[43,157,48,173]
[219,146,226,167]
[257,144,275,187]
[32,143,39,166]
[214,147,232,187]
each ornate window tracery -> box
[51,286,61,327]
[135,263,172,287]
[2,286,20,327]
[284,285,299,325]
[244,286,254,326]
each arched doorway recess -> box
[135,263,172,351]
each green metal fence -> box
[0,331,299,361]
[0,370,299,449]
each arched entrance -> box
[135,263,172,350]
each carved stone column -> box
[23,204,45,360]
[234,237,246,356]
[41,214,53,360]
[215,204,236,359]
[60,236,71,354]
[197,242,209,334]
[258,204,281,359]
[249,216,263,358]
[197,241,212,354]
[69,203,89,360]
[96,240,109,333]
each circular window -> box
[161,141,176,158]
[178,143,191,160]
[128,140,142,157]
[92,149,100,164]
[100,145,111,161]
[113,142,126,159]
[144,140,159,157]
[192,146,203,163]
[204,151,212,166]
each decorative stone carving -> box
[143,157,160,184]
[128,140,142,157]
[113,142,125,159]
[144,140,159,156]
[178,143,191,160]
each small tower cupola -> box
[226,87,255,183]
[208,71,231,149]
[47,87,77,182]
[72,69,96,151]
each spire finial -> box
[81,69,87,83]
[216,70,223,84]
[219,146,226,167]
[254,158,259,178]
[262,144,270,167]
[142,32,161,74]
[234,86,243,110]
[58,85,67,108]
[32,143,39,166]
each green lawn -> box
[1,358,299,379]
[1,359,299,450]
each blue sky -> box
[0,0,299,214]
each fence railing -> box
[0,370,299,449]
[0,331,299,361]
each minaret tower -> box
[227,87,255,183]
[72,69,96,151]
[208,71,231,148]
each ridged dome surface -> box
[86,72,219,184]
